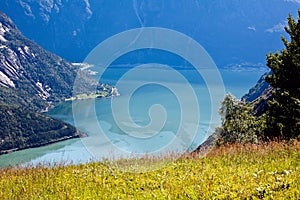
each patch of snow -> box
[0,71,15,88]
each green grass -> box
[0,141,299,199]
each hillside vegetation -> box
[216,10,300,145]
[0,141,299,199]
[0,12,105,109]
[0,12,117,154]
[0,105,81,154]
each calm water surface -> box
[0,68,267,167]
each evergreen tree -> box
[265,10,300,139]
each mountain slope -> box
[242,72,275,116]
[0,0,298,68]
[0,12,103,110]
[0,12,113,154]
[242,72,270,102]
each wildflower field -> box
[0,141,299,199]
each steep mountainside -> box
[0,12,114,154]
[0,0,298,68]
[242,72,274,116]
[0,12,104,110]
[242,72,270,102]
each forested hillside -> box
[0,12,115,154]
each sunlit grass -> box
[0,141,299,199]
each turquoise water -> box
[0,68,267,167]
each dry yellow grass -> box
[0,141,299,199]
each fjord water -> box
[0,67,267,167]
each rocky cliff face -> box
[0,13,19,88]
[0,11,105,110]
[242,72,270,102]
[242,72,274,116]
[0,12,108,154]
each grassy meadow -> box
[0,141,299,199]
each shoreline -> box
[0,131,85,156]
[2,90,120,157]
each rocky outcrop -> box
[242,72,275,116]
[0,12,114,154]
[0,11,113,109]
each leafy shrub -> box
[216,94,266,145]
